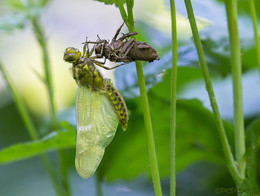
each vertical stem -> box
[31,17,71,195]
[115,0,128,26]
[169,0,177,195]
[31,17,57,129]
[0,64,38,141]
[116,1,163,195]
[249,0,260,74]
[95,174,102,196]
[0,61,65,196]
[184,0,243,185]
[135,61,163,196]
[224,0,246,178]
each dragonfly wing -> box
[75,87,119,178]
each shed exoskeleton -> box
[84,22,160,70]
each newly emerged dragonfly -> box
[63,44,128,178]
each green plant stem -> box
[95,174,102,196]
[115,1,163,195]
[0,61,65,196]
[224,0,246,178]
[169,0,177,195]
[135,61,163,196]
[115,0,128,26]
[31,17,70,195]
[31,17,57,129]
[249,0,260,74]
[126,1,162,195]
[184,0,243,185]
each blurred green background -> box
[0,0,260,195]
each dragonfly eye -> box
[64,47,81,63]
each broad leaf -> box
[244,118,260,192]
[97,96,234,181]
[0,125,76,164]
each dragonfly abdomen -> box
[102,79,128,131]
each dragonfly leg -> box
[95,42,105,58]
[122,38,135,58]
[92,60,115,70]
[89,46,95,56]
[118,32,138,41]
[86,40,106,44]
[110,62,131,69]
[92,56,106,64]
[112,22,125,42]
[83,37,90,57]
[99,42,105,58]
[94,60,130,70]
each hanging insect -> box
[63,44,128,179]
[84,22,160,70]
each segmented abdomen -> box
[102,79,128,130]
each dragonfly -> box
[63,44,128,179]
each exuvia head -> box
[64,47,81,63]
[95,44,102,55]
[94,40,108,55]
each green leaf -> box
[244,118,260,192]
[4,0,50,10]
[4,0,27,11]
[105,63,235,181]
[150,66,204,101]
[1,0,50,29]
[242,46,260,71]
[97,95,233,180]
[92,0,126,6]
[0,126,76,164]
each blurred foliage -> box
[0,0,260,195]
[216,0,260,15]
[0,67,235,180]
[244,118,260,193]
[98,97,234,181]
[0,121,75,164]
[0,0,49,31]
[93,0,126,6]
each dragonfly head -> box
[64,47,81,63]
